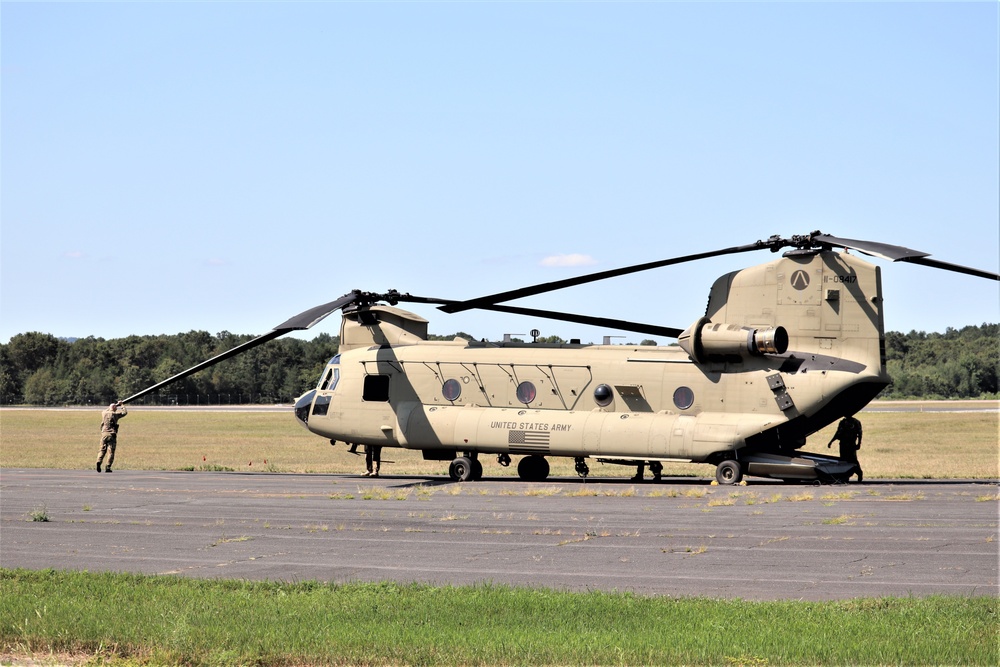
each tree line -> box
[0,331,338,406]
[1,324,996,406]
[883,324,998,399]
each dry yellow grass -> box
[0,406,996,479]
[804,410,998,479]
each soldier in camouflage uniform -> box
[363,444,381,477]
[97,402,127,473]
[631,460,663,482]
[828,415,863,482]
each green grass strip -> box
[2,569,997,666]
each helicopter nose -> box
[294,390,316,428]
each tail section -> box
[705,250,886,374]
[703,250,890,444]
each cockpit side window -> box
[318,355,342,391]
[319,369,333,390]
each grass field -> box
[2,406,996,666]
[0,405,996,479]
[2,570,997,666]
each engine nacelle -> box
[678,317,788,364]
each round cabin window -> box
[442,378,462,401]
[673,386,695,410]
[516,381,537,405]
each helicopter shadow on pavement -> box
[362,474,996,489]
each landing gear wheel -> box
[471,459,484,481]
[449,456,475,482]
[517,455,550,482]
[715,460,743,485]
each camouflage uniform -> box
[828,415,863,481]
[364,444,381,477]
[97,403,127,472]
[631,461,663,482]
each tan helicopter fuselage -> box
[294,250,890,478]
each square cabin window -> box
[363,375,390,402]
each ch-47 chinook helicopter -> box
[123,231,999,485]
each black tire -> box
[471,459,484,481]
[715,459,743,485]
[517,455,550,482]
[449,456,474,482]
[535,456,550,481]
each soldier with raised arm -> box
[97,401,128,473]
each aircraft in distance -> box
[123,231,998,484]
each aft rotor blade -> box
[813,233,1000,281]
[121,292,363,404]
[477,304,683,339]
[392,294,684,338]
[811,233,930,261]
[438,239,785,314]
[902,256,1000,281]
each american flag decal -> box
[508,430,551,454]
[509,430,549,445]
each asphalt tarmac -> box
[1,469,996,600]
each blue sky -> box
[2,1,997,346]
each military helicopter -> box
[122,231,998,485]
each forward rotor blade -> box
[272,292,363,331]
[121,292,364,404]
[120,330,286,404]
[813,233,999,280]
[439,238,786,314]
